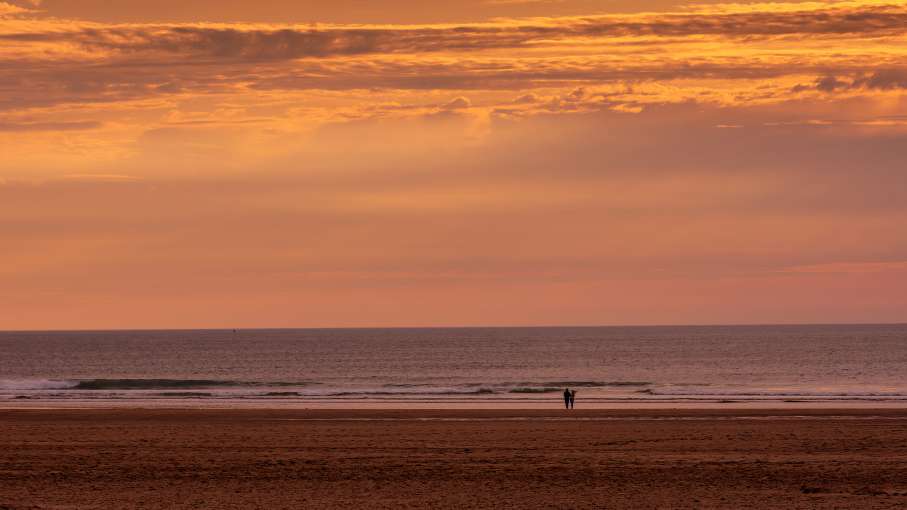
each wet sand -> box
[2,408,907,509]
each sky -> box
[1,0,906,329]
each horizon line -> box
[2,321,905,334]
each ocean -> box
[1,324,906,407]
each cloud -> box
[854,68,907,90]
[815,75,848,92]
[441,96,471,110]
[1,0,907,144]
[59,174,142,182]
[3,3,907,62]
[0,2,29,16]
[779,261,907,274]
[0,0,905,117]
[0,120,102,131]
[513,93,539,104]
[485,0,565,4]
[793,68,907,93]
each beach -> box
[2,408,907,509]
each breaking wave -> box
[1,378,316,391]
[0,379,79,391]
[641,389,907,398]
[509,387,562,394]
[7,378,907,402]
[74,379,240,390]
[329,388,496,397]
[516,381,652,388]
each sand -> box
[2,408,907,509]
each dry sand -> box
[2,408,907,509]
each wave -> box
[0,378,317,391]
[73,379,238,390]
[509,387,562,394]
[517,381,652,388]
[640,389,907,398]
[0,379,647,392]
[155,392,213,397]
[329,388,496,397]
[8,378,903,401]
[0,379,79,390]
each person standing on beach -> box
[570,389,576,409]
[563,388,571,409]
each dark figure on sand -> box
[570,389,576,409]
[563,388,571,409]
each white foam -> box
[0,379,79,391]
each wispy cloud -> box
[779,261,907,274]
[59,173,143,182]
[484,0,566,5]
[0,120,102,131]
[2,0,907,163]
[0,1,30,16]
[3,3,907,61]
[0,1,903,117]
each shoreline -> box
[6,398,907,411]
[5,407,907,419]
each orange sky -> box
[1,0,906,329]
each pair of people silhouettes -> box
[563,388,576,409]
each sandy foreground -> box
[2,408,907,509]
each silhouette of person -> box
[563,388,571,409]
[570,389,576,409]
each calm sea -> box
[1,325,906,407]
